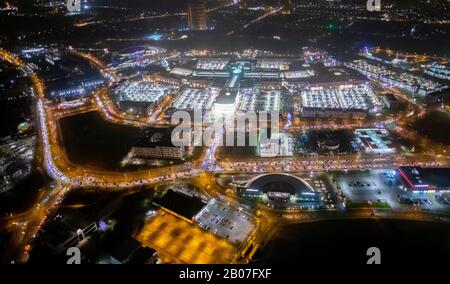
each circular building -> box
[324,139,340,151]
[317,138,340,152]
[245,173,316,202]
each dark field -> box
[59,111,140,171]
[412,110,450,146]
[0,171,48,215]
[293,130,356,155]
[58,111,200,171]
[257,219,450,264]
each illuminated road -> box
[217,153,448,174]
[3,47,449,190]
[3,47,450,264]
[240,6,284,31]
[68,48,118,82]
[2,183,71,263]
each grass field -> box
[59,111,140,171]
[412,110,450,145]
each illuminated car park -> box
[300,83,380,117]
[346,59,448,96]
[238,88,281,113]
[282,70,315,79]
[169,67,193,77]
[256,59,290,70]
[194,198,255,244]
[338,169,450,212]
[301,86,340,109]
[172,87,221,111]
[424,63,450,81]
[337,169,402,210]
[362,47,449,78]
[193,70,230,78]
[113,81,178,103]
[195,58,230,70]
[337,84,380,111]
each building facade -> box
[187,0,207,31]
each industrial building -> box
[130,128,186,160]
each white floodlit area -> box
[114,46,167,69]
[347,59,447,96]
[238,88,281,113]
[244,71,280,78]
[300,83,380,112]
[256,59,290,70]
[283,70,315,79]
[117,46,166,59]
[424,63,450,81]
[172,87,221,111]
[354,128,396,154]
[114,81,178,102]
[195,58,230,70]
[301,86,340,109]
[194,199,255,244]
[258,132,294,157]
[170,67,193,77]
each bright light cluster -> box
[355,128,396,154]
[114,81,178,103]
[173,87,221,111]
[301,83,380,112]
[424,63,450,81]
[195,58,230,70]
[238,88,281,113]
[170,67,193,77]
[347,59,447,96]
[118,46,166,60]
[282,70,315,79]
[256,59,290,70]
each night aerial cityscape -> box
[0,0,450,272]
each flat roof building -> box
[39,209,98,255]
[383,93,401,109]
[131,128,186,160]
[399,166,450,192]
[153,189,206,222]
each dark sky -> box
[90,0,189,12]
[2,0,191,13]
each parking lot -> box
[400,191,450,213]
[337,169,401,209]
[194,199,255,244]
[338,169,450,212]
